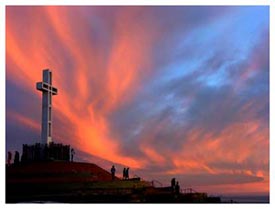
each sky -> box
[6,6,269,195]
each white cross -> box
[36,69,58,144]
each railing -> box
[182,187,197,194]
[151,179,163,187]
[133,174,140,179]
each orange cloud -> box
[6,6,269,194]
[6,6,156,169]
[197,179,269,195]
[142,147,166,165]
[7,111,40,131]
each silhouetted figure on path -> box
[123,168,126,179]
[14,151,20,165]
[111,165,116,180]
[171,178,176,191]
[7,151,12,166]
[71,148,75,162]
[126,167,129,179]
[175,181,180,195]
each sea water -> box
[220,195,269,203]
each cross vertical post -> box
[36,69,58,144]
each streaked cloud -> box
[6,6,269,195]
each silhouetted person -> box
[7,151,12,166]
[14,151,20,165]
[171,178,176,191]
[126,167,129,179]
[71,148,75,162]
[123,168,126,179]
[111,165,116,180]
[175,181,180,195]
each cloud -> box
[6,6,269,194]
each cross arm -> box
[36,82,58,95]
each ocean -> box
[220,195,269,203]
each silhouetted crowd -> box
[7,147,76,165]
[109,165,182,195]
[110,165,132,181]
[7,151,20,166]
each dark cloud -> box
[6,6,269,193]
[159,173,264,187]
[6,79,40,121]
[107,6,269,183]
[209,161,268,173]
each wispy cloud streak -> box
[6,6,269,194]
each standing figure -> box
[175,181,180,195]
[111,165,116,180]
[123,168,126,179]
[14,151,20,165]
[7,151,12,166]
[71,148,75,162]
[126,167,129,179]
[171,178,176,191]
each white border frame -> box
[1,1,273,209]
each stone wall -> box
[21,143,70,162]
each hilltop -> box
[6,161,220,203]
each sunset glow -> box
[6,6,269,195]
